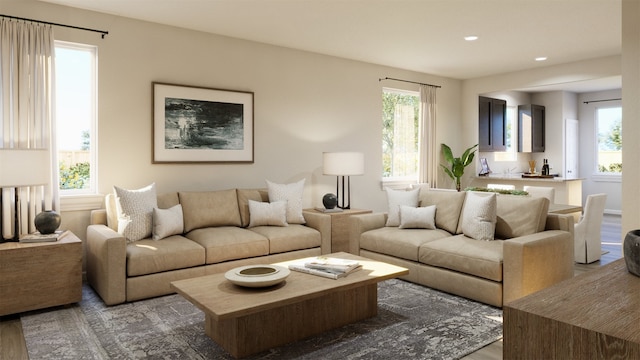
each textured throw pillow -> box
[152,204,184,240]
[266,179,306,224]
[248,200,288,227]
[461,192,497,241]
[114,183,157,242]
[385,187,420,227]
[399,205,436,229]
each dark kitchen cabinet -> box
[518,104,545,152]
[478,96,507,152]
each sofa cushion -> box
[152,204,184,240]
[399,205,436,229]
[266,179,306,224]
[179,189,242,232]
[360,227,451,262]
[157,192,180,209]
[460,192,497,241]
[419,188,466,234]
[249,224,321,254]
[419,234,504,282]
[495,195,549,239]
[126,235,205,277]
[237,189,269,227]
[186,226,269,264]
[385,187,420,227]
[248,200,288,227]
[114,183,158,242]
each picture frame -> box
[479,157,491,175]
[153,82,254,163]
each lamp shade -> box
[0,149,50,187]
[323,152,364,176]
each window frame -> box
[593,104,622,180]
[381,87,420,188]
[54,41,100,207]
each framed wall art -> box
[153,83,254,163]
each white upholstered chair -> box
[574,193,607,264]
[523,186,555,203]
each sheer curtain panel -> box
[418,85,437,188]
[0,18,58,240]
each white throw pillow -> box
[399,205,436,229]
[248,200,288,227]
[152,204,184,240]
[461,192,497,241]
[114,183,157,242]
[385,187,420,227]
[266,179,306,224]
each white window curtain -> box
[0,18,58,239]
[418,85,437,187]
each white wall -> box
[5,0,463,239]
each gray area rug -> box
[21,279,502,359]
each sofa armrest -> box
[86,224,127,305]
[90,209,108,226]
[503,218,574,305]
[348,213,388,255]
[302,210,332,254]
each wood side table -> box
[311,208,372,253]
[504,258,640,359]
[0,231,82,316]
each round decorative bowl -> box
[224,265,290,288]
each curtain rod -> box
[379,77,441,88]
[0,14,108,38]
[583,98,621,104]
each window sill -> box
[380,179,418,190]
[60,193,105,212]
[592,173,622,183]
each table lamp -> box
[322,152,364,209]
[0,149,50,241]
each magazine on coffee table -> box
[288,256,362,279]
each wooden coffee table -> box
[170,252,408,358]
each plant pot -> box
[624,229,640,277]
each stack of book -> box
[288,256,362,279]
[19,230,69,243]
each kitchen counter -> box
[471,174,583,206]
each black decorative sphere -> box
[322,193,338,209]
[624,230,640,277]
[34,210,61,234]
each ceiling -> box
[40,0,622,91]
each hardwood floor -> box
[0,215,624,360]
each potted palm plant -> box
[441,143,478,191]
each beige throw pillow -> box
[266,179,306,224]
[152,204,184,240]
[399,205,436,229]
[114,183,157,242]
[248,200,288,227]
[385,187,420,227]
[461,192,497,241]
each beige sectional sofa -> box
[87,188,331,305]
[349,188,575,307]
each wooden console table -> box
[504,259,640,359]
[0,231,82,316]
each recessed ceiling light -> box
[535,57,548,61]
[464,36,478,41]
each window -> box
[55,41,97,195]
[382,88,419,183]
[494,106,517,162]
[596,106,622,174]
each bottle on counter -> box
[542,159,550,176]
